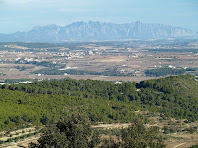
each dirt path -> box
[0,136,39,148]
[173,142,187,148]
[92,123,131,129]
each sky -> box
[0,0,198,33]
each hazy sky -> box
[0,0,198,33]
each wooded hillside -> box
[0,74,197,130]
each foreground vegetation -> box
[1,111,197,147]
[29,114,165,148]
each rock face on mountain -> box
[0,21,197,42]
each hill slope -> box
[0,75,197,130]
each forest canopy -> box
[0,74,197,130]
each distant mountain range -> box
[0,21,197,42]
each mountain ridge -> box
[0,21,197,42]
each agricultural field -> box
[0,39,198,83]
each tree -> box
[190,144,198,148]
[29,113,100,148]
[121,117,165,148]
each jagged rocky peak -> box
[0,21,197,42]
